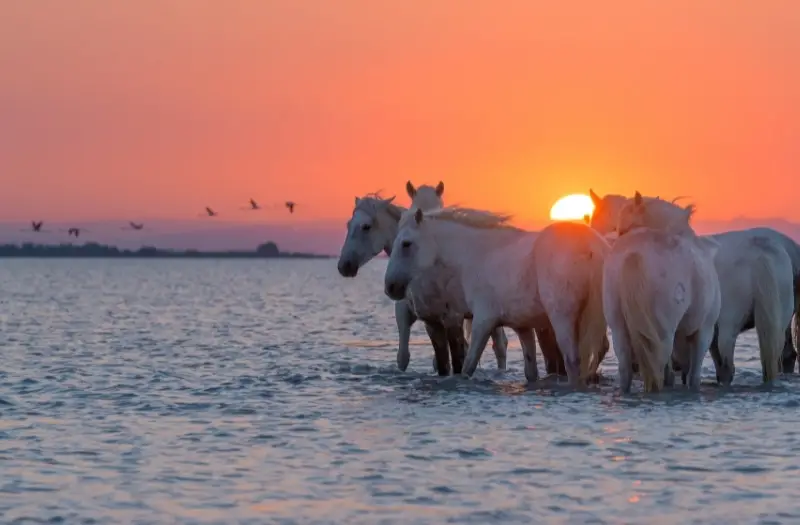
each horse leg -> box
[535,322,566,376]
[781,323,797,373]
[462,317,496,378]
[446,324,466,375]
[395,300,416,372]
[424,321,451,376]
[514,328,539,383]
[585,333,611,384]
[686,327,714,390]
[785,286,800,374]
[549,315,583,386]
[608,318,634,394]
[664,363,675,387]
[489,327,508,371]
[711,324,737,385]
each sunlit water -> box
[2,259,800,524]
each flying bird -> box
[203,207,218,217]
[124,222,144,230]
[20,221,44,232]
[67,227,84,238]
[285,201,296,214]
[241,198,261,211]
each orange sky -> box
[1,1,798,226]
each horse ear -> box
[354,196,361,207]
[383,196,396,205]
[406,181,416,198]
[435,181,444,197]
[589,189,602,207]
[634,191,643,206]
[414,208,424,224]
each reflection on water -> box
[1,258,800,523]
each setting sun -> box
[549,194,595,222]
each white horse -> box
[411,190,591,378]
[403,181,509,374]
[604,193,721,392]
[590,189,800,379]
[710,232,794,383]
[336,187,508,375]
[384,206,609,385]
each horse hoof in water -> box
[585,373,602,385]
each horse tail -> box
[618,252,666,392]
[751,252,784,382]
[577,245,608,381]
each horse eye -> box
[401,240,412,249]
[361,224,371,231]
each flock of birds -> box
[19,199,298,239]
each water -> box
[2,258,800,524]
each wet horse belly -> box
[500,305,548,330]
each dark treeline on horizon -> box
[0,241,331,259]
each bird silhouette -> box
[124,222,144,230]
[241,199,261,211]
[67,227,84,238]
[285,201,296,214]
[20,220,45,233]
[203,207,218,217]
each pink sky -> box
[1,1,798,227]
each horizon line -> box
[0,214,798,226]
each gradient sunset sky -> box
[2,1,798,227]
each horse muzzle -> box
[337,259,359,278]
[385,281,407,301]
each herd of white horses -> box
[337,182,800,393]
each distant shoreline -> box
[0,243,333,259]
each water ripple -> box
[1,259,800,522]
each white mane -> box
[355,192,407,219]
[641,197,697,230]
[403,206,520,231]
[617,193,698,237]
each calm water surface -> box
[2,259,800,524]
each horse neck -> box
[427,220,507,277]
[379,211,400,256]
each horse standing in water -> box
[336,187,523,375]
[384,206,609,385]
[604,193,722,392]
[590,189,800,377]
[402,181,511,374]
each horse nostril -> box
[386,283,404,299]
[339,260,357,277]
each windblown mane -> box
[411,206,522,231]
[670,195,692,205]
[355,192,407,218]
[621,195,697,235]
[648,197,696,229]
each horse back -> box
[713,227,800,281]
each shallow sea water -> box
[2,258,800,524]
